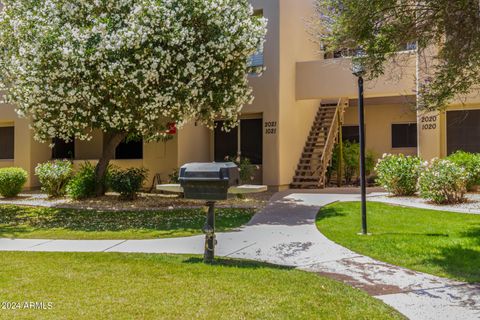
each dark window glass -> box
[447,110,480,154]
[342,126,360,143]
[52,138,75,159]
[392,123,417,148]
[240,119,263,165]
[115,139,143,159]
[214,121,238,162]
[0,127,14,159]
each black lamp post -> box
[352,62,368,235]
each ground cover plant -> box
[0,252,404,320]
[0,205,255,240]
[317,202,480,282]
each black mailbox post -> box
[179,162,240,263]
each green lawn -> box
[317,202,480,283]
[0,205,255,240]
[0,252,403,320]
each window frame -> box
[341,125,360,143]
[391,122,418,149]
[115,138,144,160]
[0,126,14,160]
[446,109,480,155]
[248,9,265,74]
[51,138,75,160]
[213,118,263,165]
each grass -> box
[0,205,255,240]
[316,201,480,283]
[0,252,404,320]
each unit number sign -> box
[265,121,277,135]
[420,115,437,130]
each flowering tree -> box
[0,0,267,195]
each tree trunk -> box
[95,132,127,196]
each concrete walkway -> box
[1,191,479,320]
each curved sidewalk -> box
[1,191,479,320]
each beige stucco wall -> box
[245,0,281,188]
[177,122,211,167]
[73,130,179,187]
[343,103,418,158]
[0,103,51,187]
[276,0,322,189]
[418,102,480,160]
[296,53,417,100]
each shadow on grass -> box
[182,257,292,270]
[426,245,480,283]
[315,206,346,222]
[0,205,254,236]
[373,232,450,237]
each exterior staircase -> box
[291,98,348,189]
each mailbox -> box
[179,162,240,201]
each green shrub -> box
[375,154,422,196]
[108,167,148,200]
[0,167,28,198]
[225,156,258,184]
[328,141,376,185]
[447,151,480,190]
[168,168,180,183]
[35,160,73,197]
[67,162,97,200]
[418,158,468,204]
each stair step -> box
[303,152,324,156]
[296,171,314,175]
[291,183,322,188]
[291,102,343,189]
[293,176,320,184]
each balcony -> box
[296,52,416,100]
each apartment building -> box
[1,0,479,190]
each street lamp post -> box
[352,63,368,235]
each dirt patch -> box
[316,271,406,296]
[0,191,275,212]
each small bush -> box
[0,167,28,198]
[225,156,258,184]
[35,160,73,197]
[67,162,97,200]
[418,158,468,204]
[375,154,422,196]
[328,141,376,185]
[168,168,180,183]
[447,151,480,191]
[108,167,148,200]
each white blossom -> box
[0,0,267,142]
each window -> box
[214,119,263,165]
[392,123,417,148]
[115,139,143,159]
[214,121,238,162]
[52,138,75,159]
[341,126,360,143]
[248,10,264,70]
[0,126,14,159]
[447,110,480,154]
[240,119,263,165]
